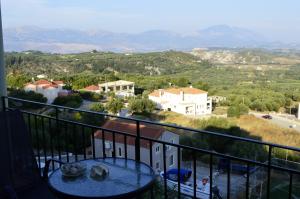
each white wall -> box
[92,131,180,173]
[149,92,212,116]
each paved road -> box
[250,112,300,132]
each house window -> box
[169,155,174,166]
[155,146,160,153]
[156,162,160,169]
[118,147,122,157]
[167,139,174,150]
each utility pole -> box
[0,2,7,111]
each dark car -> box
[262,114,272,119]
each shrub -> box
[53,94,83,108]
[8,89,47,109]
[79,91,103,102]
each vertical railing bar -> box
[82,125,86,160]
[193,153,197,198]
[246,163,250,199]
[135,121,140,162]
[41,117,47,164]
[209,154,213,199]
[177,147,181,199]
[124,135,127,159]
[73,124,78,161]
[102,130,106,158]
[227,159,231,199]
[49,118,54,170]
[149,141,153,167]
[112,131,116,158]
[55,107,61,163]
[267,146,272,199]
[65,122,69,162]
[163,143,167,199]
[27,113,32,137]
[34,115,41,170]
[1,96,6,111]
[288,173,293,199]
[91,128,96,159]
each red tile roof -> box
[53,81,64,85]
[149,87,207,96]
[165,87,207,94]
[149,90,161,97]
[84,85,100,91]
[94,120,165,148]
[35,79,52,85]
[42,84,58,89]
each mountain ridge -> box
[3,25,296,53]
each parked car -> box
[289,124,297,128]
[262,115,272,119]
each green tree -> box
[128,97,156,114]
[106,98,124,114]
[6,74,30,89]
[193,81,210,91]
[227,104,249,118]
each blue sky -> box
[2,0,300,42]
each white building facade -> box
[91,120,180,173]
[149,87,212,116]
[24,79,66,103]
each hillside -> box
[5,50,209,76]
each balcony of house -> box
[1,96,300,199]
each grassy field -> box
[235,115,300,147]
[156,111,300,148]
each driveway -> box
[250,112,300,132]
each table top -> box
[48,158,156,199]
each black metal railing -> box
[2,96,300,199]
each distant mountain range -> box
[3,25,299,53]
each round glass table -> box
[47,158,156,199]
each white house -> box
[149,87,212,116]
[24,79,67,103]
[91,120,180,173]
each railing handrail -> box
[3,96,300,153]
[10,108,300,175]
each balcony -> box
[1,96,300,199]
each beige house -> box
[91,120,179,173]
[82,80,135,97]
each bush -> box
[53,94,83,108]
[227,104,249,118]
[79,91,103,102]
[8,89,47,109]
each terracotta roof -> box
[42,84,58,89]
[35,79,52,85]
[53,81,64,85]
[24,83,35,87]
[149,90,160,97]
[94,120,165,149]
[165,87,207,95]
[83,85,100,91]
